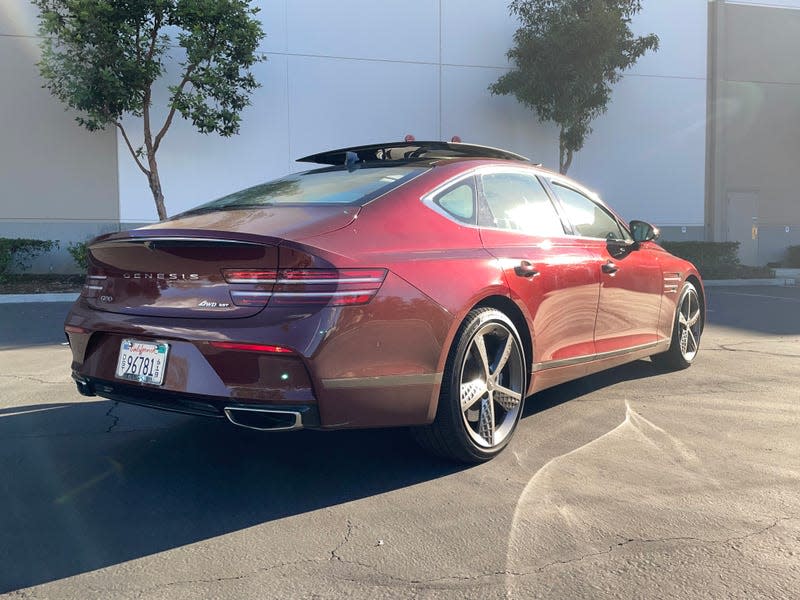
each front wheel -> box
[652,281,703,371]
[412,308,527,463]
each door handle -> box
[514,261,540,278]
[602,261,619,275]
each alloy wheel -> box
[459,322,525,448]
[678,287,702,362]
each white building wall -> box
[118,0,710,229]
[566,0,708,228]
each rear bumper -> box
[65,271,454,429]
[72,373,321,428]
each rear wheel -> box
[652,281,703,371]
[412,308,527,463]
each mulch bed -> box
[0,274,85,295]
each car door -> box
[477,169,600,374]
[545,179,663,355]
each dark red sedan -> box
[65,141,704,463]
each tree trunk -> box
[147,157,167,221]
[559,130,573,175]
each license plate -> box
[115,339,169,386]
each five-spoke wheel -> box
[412,308,527,463]
[652,281,703,370]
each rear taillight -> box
[81,274,107,298]
[222,268,387,307]
[221,270,277,284]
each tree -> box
[34,0,266,220]
[490,0,658,174]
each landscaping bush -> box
[659,241,771,279]
[67,240,90,271]
[784,245,800,268]
[659,241,740,269]
[0,238,59,281]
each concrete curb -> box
[702,278,796,288]
[0,293,80,304]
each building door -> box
[727,191,759,265]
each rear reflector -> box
[65,325,89,334]
[210,341,295,354]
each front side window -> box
[480,172,565,236]
[184,165,426,214]
[551,183,626,241]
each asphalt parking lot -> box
[1,286,798,599]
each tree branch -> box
[116,122,149,176]
[153,64,197,154]
[145,10,162,63]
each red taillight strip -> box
[272,291,379,298]
[222,269,277,284]
[209,341,295,354]
[275,277,384,284]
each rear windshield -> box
[186,165,426,212]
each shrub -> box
[660,241,774,280]
[67,240,90,271]
[0,238,59,281]
[660,241,740,268]
[785,245,800,268]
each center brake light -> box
[222,268,387,307]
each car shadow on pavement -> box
[0,402,465,593]
[522,358,659,418]
[0,359,660,593]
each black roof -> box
[297,141,530,166]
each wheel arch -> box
[472,295,533,388]
[685,274,706,334]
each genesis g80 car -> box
[65,141,704,463]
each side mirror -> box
[630,220,660,243]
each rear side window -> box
[551,183,626,241]
[186,165,426,213]
[433,179,475,223]
[480,172,565,236]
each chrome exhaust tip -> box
[223,407,303,432]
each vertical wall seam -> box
[438,0,443,140]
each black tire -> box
[412,308,527,463]
[651,281,703,371]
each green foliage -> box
[490,0,658,173]
[661,241,741,268]
[784,245,800,268]
[0,238,59,281]
[661,241,771,279]
[67,240,90,271]
[34,0,266,219]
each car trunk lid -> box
[84,234,278,319]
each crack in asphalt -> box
[330,519,355,562]
[105,402,120,433]
[12,517,798,598]
[0,374,65,386]
[718,345,800,358]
